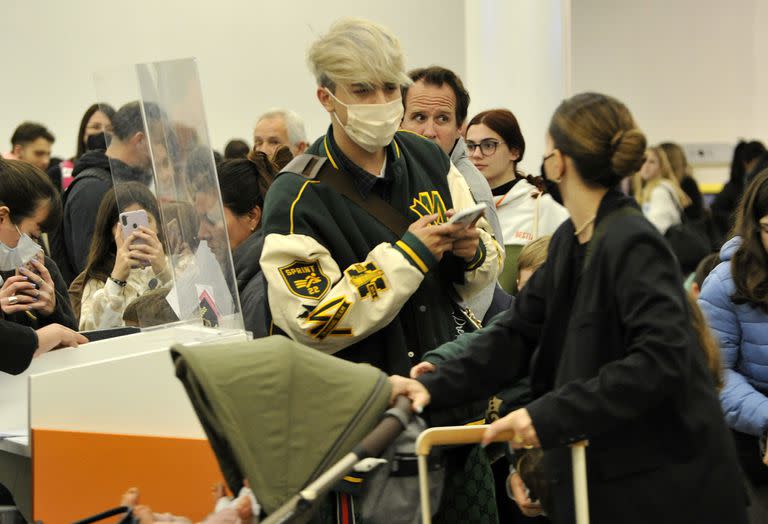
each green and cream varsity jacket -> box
[261,129,502,376]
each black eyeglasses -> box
[466,139,500,156]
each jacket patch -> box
[410,191,448,224]
[345,262,388,300]
[307,296,353,339]
[279,260,330,300]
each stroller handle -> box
[354,395,413,459]
[262,396,414,524]
[415,425,516,456]
[416,426,590,524]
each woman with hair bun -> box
[390,92,747,523]
[218,149,286,337]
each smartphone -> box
[120,209,150,266]
[447,202,488,227]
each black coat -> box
[0,320,38,375]
[232,229,268,338]
[419,190,746,524]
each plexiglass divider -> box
[92,58,244,333]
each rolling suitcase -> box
[416,426,589,524]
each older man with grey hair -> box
[253,108,308,157]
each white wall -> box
[0,0,465,159]
[464,0,570,175]
[572,0,768,185]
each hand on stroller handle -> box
[388,375,430,413]
[387,375,541,448]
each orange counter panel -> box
[32,429,225,523]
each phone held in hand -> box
[119,209,151,267]
[447,202,488,227]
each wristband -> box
[109,276,128,287]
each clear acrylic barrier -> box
[92,58,243,331]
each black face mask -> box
[86,132,110,152]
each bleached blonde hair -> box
[307,17,412,92]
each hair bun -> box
[610,127,646,178]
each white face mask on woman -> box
[0,226,42,271]
[326,88,404,153]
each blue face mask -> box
[0,226,42,271]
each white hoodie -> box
[494,178,569,246]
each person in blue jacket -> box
[699,167,768,516]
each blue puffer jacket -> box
[699,236,768,436]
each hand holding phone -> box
[119,210,151,267]
[447,203,488,228]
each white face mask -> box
[327,88,404,153]
[0,226,42,271]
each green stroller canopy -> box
[172,335,391,515]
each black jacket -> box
[0,320,38,375]
[52,151,149,284]
[233,229,268,338]
[710,180,742,240]
[419,190,746,524]
[680,174,704,220]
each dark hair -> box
[404,66,471,126]
[10,122,55,147]
[693,252,721,290]
[730,140,767,185]
[0,158,62,232]
[224,139,250,160]
[82,182,161,283]
[687,294,723,391]
[111,101,163,142]
[218,152,281,217]
[467,109,526,163]
[75,103,116,159]
[548,92,646,188]
[731,169,768,312]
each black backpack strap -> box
[279,154,411,236]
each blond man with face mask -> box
[260,17,503,523]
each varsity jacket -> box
[261,129,502,375]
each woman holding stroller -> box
[390,92,747,523]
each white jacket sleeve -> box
[446,163,504,301]
[261,232,431,354]
[79,278,128,331]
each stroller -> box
[74,335,415,524]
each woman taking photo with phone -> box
[0,158,77,332]
[72,182,170,330]
[390,93,747,523]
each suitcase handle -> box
[415,425,589,524]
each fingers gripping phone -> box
[447,202,488,227]
[120,209,150,267]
